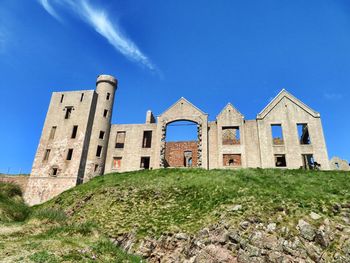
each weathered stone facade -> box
[27,74,331,205]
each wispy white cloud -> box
[38,0,62,22]
[37,0,155,70]
[323,92,343,100]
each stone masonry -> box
[26,74,330,205]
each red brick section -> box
[0,176,29,193]
[165,141,198,167]
[223,154,242,167]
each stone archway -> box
[155,98,208,169]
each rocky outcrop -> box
[111,214,350,263]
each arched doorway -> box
[164,120,199,168]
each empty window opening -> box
[302,154,314,170]
[43,149,51,161]
[140,157,150,169]
[222,127,240,145]
[94,164,99,172]
[49,126,57,140]
[99,131,105,140]
[297,124,311,145]
[142,131,152,148]
[223,154,242,167]
[65,106,73,119]
[115,131,126,148]
[113,157,122,169]
[80,93,84,102]
[71,125,78,139]
[271,124,284,145]
[184,151,193,167]
[51,167,58,177]
[60,94,64,103]
[106,92,111,100]
[96,145,103,157]
[66,148,73,160]
[275,154,286,167]
[335,162,340,169]
[103,109,108,118]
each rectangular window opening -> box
[115,131,126,148]
[106,92,111,100]
[113,157,122,169]
[60,94,64,103]
[96,145,103,157]
[65,106,73,119]
[99,131,105,140]
[103,109,108,118]
[223,154,242,167]
[142,131,152,148]
[52,167,58,176]
[80,93,84,102]
[71,125,78,139]
[49,126,57,140]
[297,124,311,145]
[222,127,240,145]
[140,157,150,169]
[275,154,286,167]
[66,148,73,160]
[271,124,284,145]
[302,154,314,170]
[43,149,51,161]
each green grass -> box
[38,168,350,237]
[1,168,350,262]
[0,182,30,222]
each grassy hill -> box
[1,168,350,262]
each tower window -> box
[52,167,58,176]
[103,109,108,118]
[60,94,64,103]
[65,106,73,119]
[43,149,51,161]
[271,124,284,145]
[71,125,78,139]
[49,126,57,140]
[99,131,105,140]
[115,131,126,148]
[66,149,73,160]
[96,145,103,157]
[297,124,311,145]
[275,154,286,167]
[142,131,152,148]
[80,93,84,102]
[106,92,111,100]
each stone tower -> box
[26,75,117,205]
[82,75,118,182]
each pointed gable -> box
[217,103,244,119]
[160,97,207,119]
[257,89,320,120]
[217,103,244,126]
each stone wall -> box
[165,141,198,167]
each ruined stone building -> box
[25,74,330,205]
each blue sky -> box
[0,0,349,173]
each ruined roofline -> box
[157,97,208,117]
[216,102,245,119]
[256,89,321,120]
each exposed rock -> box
[309,212,322,220]
[229,204,242,212]
[194,244,237,263]
[240,221,250,230]
[175,233,189,240]
[297,219,315,241]
[266,223,276,233]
